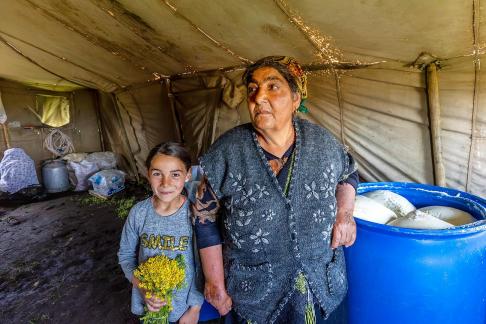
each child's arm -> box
[178,305,201,324]
[118,207,140,283]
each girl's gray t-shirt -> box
[118,197,204,321]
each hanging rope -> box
[44,129,75,156]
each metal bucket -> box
[42,159,70,193]
[345,182,486,324]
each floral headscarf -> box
[244,56,309,113]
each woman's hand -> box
[331,210,356,248]
[199,245,233,315]
[331,183,357,248]
[179,305,201,324]
[204,282,232,315]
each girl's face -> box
[147,154,190,204]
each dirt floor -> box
[0,184,218,324]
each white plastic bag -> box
[388,210,454,230]
[363,190,416,217]
[353,195,397,224]
[62,153,88,163]
[88,169,125,196]
[85,152,116,170]
[418,206,476,226]
[67,160,99,191]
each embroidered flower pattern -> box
[240,280,252,292]
[305,181,320,199]
[229,172,246,192]
[254,184,270,199]
[229,231,245,249]
[313,209,326,223]
[328,201,336,212]
[229,173,271,207]
[305,164,336,200]
[236,210,253,227]
[261,209,276,221]
[322,223,333,242]
[250,228,270,253]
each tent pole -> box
[94,91,106,152]
[110,94,140,182]
[334,72,346,145]
[2,123,10,149]
[425,63,446,187]
[465,0,481,192]
[164,79,183,142]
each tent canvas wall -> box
[0,0,484,198]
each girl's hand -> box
[144,295,166,312]
[132,276,167,312]
[179,305,201,324]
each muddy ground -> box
[0,185,218,324]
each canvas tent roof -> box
[0,0,484,198]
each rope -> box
[44,129,75,156]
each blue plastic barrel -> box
[345,182,486,324]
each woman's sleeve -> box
[192,176,223,249]
[337,145,359,186]
[118,206,140,282]
[339,169,359,191]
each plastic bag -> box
[85,152,116,170]
[88,169,125,197]
[67,160,99,191]
[63,153,88,163]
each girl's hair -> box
[145,142,192,171]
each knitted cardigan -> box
[200,118,357,323]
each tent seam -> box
[0,30,122,90]
[161,0,252,65]
[0,34,87,89]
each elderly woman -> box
[193,56,358,324]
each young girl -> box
[118,142,204,324]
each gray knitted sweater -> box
[118,198,204,321]
[200,118,357,323]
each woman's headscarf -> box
[244,56,309,113]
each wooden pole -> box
[2,123,10,149]
[164,79,183,142]
[110,94,140,182]
[93,91,106,152]
[426,63,446,187]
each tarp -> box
[0,0,484,197]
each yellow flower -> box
[134,254,186,324]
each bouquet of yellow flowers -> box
[134,254,186,324]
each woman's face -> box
[147,154,189,204]
[247,67,301,132]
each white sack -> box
[353,195,398,224]
[62,153,88,163]
[418,206,476,226]
[67,160,99,191]
[85,152,116,170]
[363,190,416,217]
[388,210,454,230]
